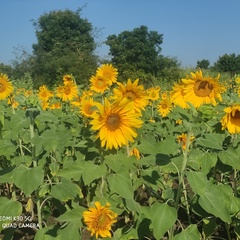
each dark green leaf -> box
[13,166,44,196]
[107,171,133,199]
[150,202,177,239]
[51,178,81,201]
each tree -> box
[11,46,34,79]
[32,9,98,87]
[0,63,14,77]
[105,25,163,76]
[196,59,210,69]
[213,53,240,76]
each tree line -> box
[1,9,240,88]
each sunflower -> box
[113,79,148,112]
[177,133,195,150]
[90,98,143,150]
[83,201,117,239]
[221,105,240,134]
[81,89,94,99]
[90,75,110,94]
[235,76,240,85]
[55,82,78,101]
[181,70,226,108]
[40,100,50,110]
[0,73,14,100]
[146,86,160,101]
[38,85,54,101]
[24,90,33,98]
[237,87,240,98]
[49,102,61,110]
[130,147,141,160]
[175,119,183,125]
[161,91,169,100]
[70,96,82,108]
[80,98,97,118]
[96,64,118,86]
[63,74,74,85]
[8,96,19,109]
[170,82,190,109]
[157,99,172,117]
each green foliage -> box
[106,25,163,75]
[213,53,240,76]
[31,9,98,87]
[0,63,14,77]
[196,59,210,69]
[11,46,34,79]
[0,77,239,239]
[105,25,181,87]
[150,202,177,239]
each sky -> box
[0,0,240,67]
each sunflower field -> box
[0,65,240,240]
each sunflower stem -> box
[151,101,154,118]
[225,222,231,240]
[178,130,192,223]
[233,169,238,197]
[29,109,42,229]
[126,141,130,157]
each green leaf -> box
[202,218,217,238]
[138,136,157,154]
[195,133,224,150]
[229,196,240,215]
[35,110,58,124]
[123,198,141,213]
[0,138,17,158]
[33,128,71,152]
[105,153,135,172]
[173,224,200,240]
[218,147,240,170]
[187,171,208,197]
[200,152,218,174]
[199,184,231,223]
[51,178,81,201]
[10,112,29,131]
[107,171,133,199]
[56,222,82,240]
[11,155,33,167]
[57,160,83,181]
[57,206,85,222]
[155,136,179,155]
[81,161,107,185]
[235,225,240,238]
[49,162,60,176]
[187,172,231,222]
[150,202,177,239]
[13,166,44,196]
[0,167,14,184]
[34,225,58,240]
[160,155,183,174]
[217,184,240,215]
[0,197,22,231]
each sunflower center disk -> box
[124,90,137,100]
[162,103,168,109]
[106,113,121,131]
[96,80,105,88]
[86,105,94,115]
[64,87,71,95]
[194,80,213,97]
[0,83,6,93]
[231,110,240,119]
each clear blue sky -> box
[1,0,240,67]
